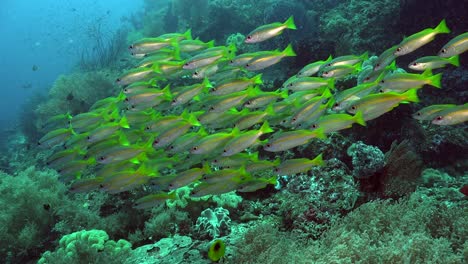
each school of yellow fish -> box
[40,17,467,209]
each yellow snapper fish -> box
[412,104,457,121]
[211,74,263,96]
[237,176,277,192]
[183,49,231,70]
[394,19,450,56]
[38,128,75,148]
[86,117,129,144]
[332,80,381,111]
[243,89,288,109]
[264,129,325,152]
[297,56,333,77]
[190,130,236,155]
[438,32,468,57]
[379,69,442,92]
[167,164,212,190]
[347,89,420,121]
[245,16,296,43]
[171,78,212,106]
[289,89,332,127]
[373,45,397,72]
[70,177,104,193]
[274,154,324,175]
[134,192,178,210]
[310,111,366,134]
[431,104,468,125]
[283,76,334,91]
[166,127,208,154]
[323,52,367,68]
[229,52,260,67]
[201,166,251,184]
[408,55,459,71]
[235,104,275,130]
[180,39,215,53]
[321,64,359,78]
[245,44,296,71]
[222,121,273,156]
[190,181,240,198]
[128,37,175,55]
[152,117,201,148]
[116,67,157,86]
[192,61,222,79]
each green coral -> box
[38,229,132,264]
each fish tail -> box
[327,78,335,90]
[265,103,275,116]
[354,111,366,126]
[360,51,369,61]
[183,28,193,40]
[429,73,443,88]
[207,40,215,48]
[259,121,274,134]
[312,153,325,166]
[435,19,450,34]
[283,16,296,30]
[449,55,460,67]
[119,116,130,129]
[403,89,420,103]
[282,44,296,57]
[172,43,182,60]
[313,128,327,140]
[252,74,263,84]
[321,87,333,98]
[161,84,172,101]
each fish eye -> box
[312,124,318,128]
[145,126,150,130]
[379,89,384,93]
[131,105,136,109]
[124,98,129,102]
[213,159,218,163]
[323,71,329,75]
[192,146,198,151]
[246,64,250,67]
[380,80,385,83]
[116,78,121,82]
[68,120,72,124]
[154,139,159,144]
[169,145,174,149]
[396,47,401,52]
[351,106,356,110]
[87,136,91,140]
[297,123,302,127]
[99,156,105,161]
[334,103,339,107]
[436,116,443,120]
[194,71,199,76]
[223,149,227,153]
[441,48,447,53]
[292,117,297,122]
[247,36,251,40]
[412,62,418,66]
[172,99,177,103]
[416,112,421,116]
[209,106,215,111]
[266,143,271,148]
[123,88,128,92]
[274,168,279,172]
[364,77,370,81]
[230,60,234,63]
[375,63,380,67]
[128,45,133,49]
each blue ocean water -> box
[0,0,144,128]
